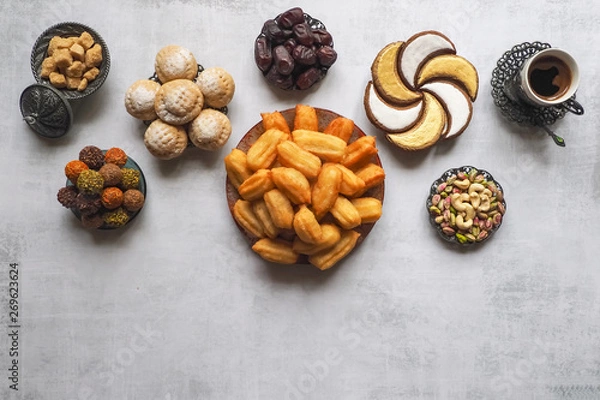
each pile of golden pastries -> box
[225,104,385,270]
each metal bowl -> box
[426,166,506,246]
[31,22,110,101]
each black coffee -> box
[528,55,572,100]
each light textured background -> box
[1,0,599,399]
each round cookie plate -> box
[225,107,385,264]
[67,154,147,230]
[426,166,506,246]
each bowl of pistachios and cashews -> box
[427,166,506,245]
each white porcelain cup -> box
[517,48,580,106]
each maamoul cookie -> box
[364,31,479,151]
[144,119,188,160]
[154,45,198,83]
[154,79,204,125]
[188,109,232,151]
[124,79,161,120]
[195,67,235,109]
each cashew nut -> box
[468,183,485,195]
[450,193,470,211]
[455,179,471,190]
[482,188,492,198]
[464,203,476,220]
[469,192,481,210]
[456,214,473,230]
[478,194,491,212]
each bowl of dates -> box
[254,7,338,90]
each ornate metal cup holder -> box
[491,42,584,147]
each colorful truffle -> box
[101,187,124,210]
[120,168,140,190]
[79,145,105,169]
[64,160,89,183]
[81,213,105,229]
[57,186,78,208]
[105,147,128,167]
[99,163,123,187]
[123,189,145,212]
[75,193,102,215]
[76,169,104,194]
[103,207,130,227]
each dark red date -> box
[276,7,305,28]
[265,66,294,90]
[292,45,317,66]
[292,23,314,46]
[254,36,273,72]
[312,29,333,46]
[273,45,295,75]
[262,19,287,44]
[316,46,337,67]
[296,67,323,90]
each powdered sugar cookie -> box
[124,79,161,120]
[188,109,232,151]
[144,119,188,160]
[154,79,203,125]
[154,45,198,83]
[195,67,235,109]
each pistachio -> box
[477,230,489,241]
[457,172,468,180]
[468,169,478,182]
[465,233,477,242]
[442,226,456,236]
[474,174,484,183]
[497,202,506,215]
[429,205,441,215]
[450,212,456,227]
[484,219,493,230]
[472,226,480,237]
[496,190,504,202]
[431,194,441,205]
[435,215,445,224]
[444,185,454,193]
[456,233,468,244]
[437,182,447,193]
[443,209,450,222]
[493,213,502,226]
[447,175,457,185]
[441,191,448,199]
[437,199,444,210]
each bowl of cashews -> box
[427,166,506,246]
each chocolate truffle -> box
[103,207,130,227]
[77,169,104,194]
[105,147,128,167]
[101,187,124,210]
[75,193,102,215]
[57,186,78,208]
[79,145,105,169]
[99,163,123,187]
[120,168,140,190]
[122,189,145,212]
[64,160,89,183]
[81,213,104,229]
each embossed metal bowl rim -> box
[66,152,147,230]
[426,166,506,246]
[31,21,111,101]
[254,12,334,91]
